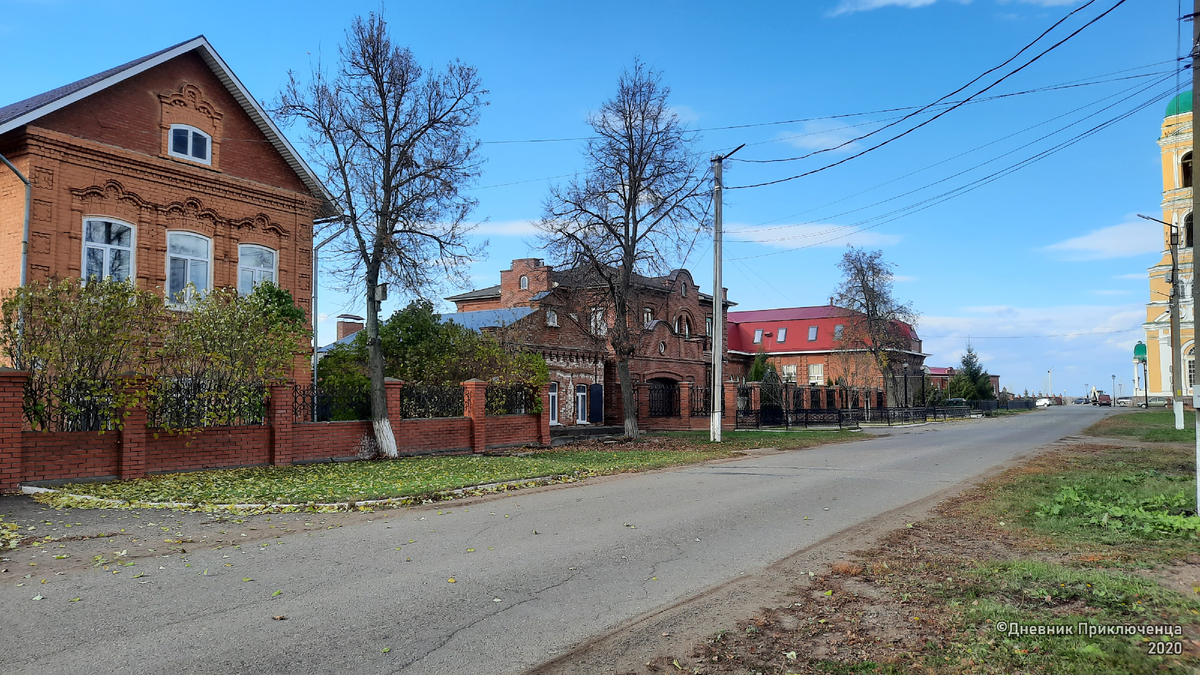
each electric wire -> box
[727,0,1128,189]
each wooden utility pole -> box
[710,144,744,443]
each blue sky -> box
[2,0,1178,396]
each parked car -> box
[1096,394,1112,407]
[1035,397,1052,408]
[1116,397,1132,407]
[1138,396,1171,408]
[945,398,968,407]
[1072,398,1087,405]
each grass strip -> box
[1084,409,1197,443]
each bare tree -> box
[274,14,486,456]
[537,61,709,438]
[833,247,919,407]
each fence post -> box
[384,378,404,427]
[463,379,487,453]
[679,381,691,425]
[537,382,551,446]
[636,383,650,424]
[722,381,736,430]
[117,373,149,481]
[0,369,28,493]
[268,381,293,467]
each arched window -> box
[1183,152,1193,189]
[546,309,558,327]
[1187,212,1194,249]
[168,124,212,165]
[519,275,528,289]
[674,315,691,337]
[237,244,276,295]
[166,231,211,304]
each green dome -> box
[1166,91,1192,117]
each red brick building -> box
[924,366,1001,398]
[726,305,927,405]
[0,36,335,376]
[444,258,734,427]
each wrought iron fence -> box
[22,377,115,432]
[148,378,267,429]
[735,407,857,430]
[292,384,371,423]
[648,383,680,417]
[690,386,726,417]
[486,384,534,416]
[401,384,464,418]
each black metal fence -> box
[486,384,534,416]
[736,407,856,430]
[400,384,465,418]
[22,377,115,432]
[648,383,680,417]
[689,387,726,417]
[148,379,267,429]
[292,384,371,423]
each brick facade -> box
[0,42,330,378]
[447,258,735,427]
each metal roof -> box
[445,285,501,302]
[441,307,534,331]
[0,36,337,218]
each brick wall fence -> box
[636,381,738,431]
[0,371,550,492]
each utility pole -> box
[710,144,744,443]
[1192,0,1199,512]
[1139,213,1185,427]
[1048,368,1052,399]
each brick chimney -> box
[336,314,365,340]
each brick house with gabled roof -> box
[0,36,336,376]
[444,258,735,427]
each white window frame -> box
[81,216,136,284]
[834,324,844,340]
[753,329,763,344]
[575,384,588,424]
[590,310,607,336]
[237,244,277,295]
[777,327,787,343]
[675,315,691,337]
[167,124,213,166]
[166,231,213,306]
[808,325,818,341]
[549,382,559,425]
[706,316,713,335]
[782,364,797,382]
[546,309,558,327]
[644,308,653,325]
[808,363,824,385]
[519,275,529,289]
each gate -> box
[648,381,680,417]
[759,370,785,427]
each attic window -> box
[777,327,787,343]
[519,275,529,290]
[753,329,763,344]
[546,309,558,327]
[834,324,844,340]
[807,326,818,341]
[681,284,688,298]
[168,124,211,165]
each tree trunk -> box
[365,277,398,458]
[617,357,638,438]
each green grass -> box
[41,449,737,506]
[1085,409,1197,443]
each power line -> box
[726,69,1181,235]
[923,328,1141,339]
[726,82,1179,260]
[727,0,1128,189]
[725,71,1178,244]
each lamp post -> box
[1112,375,1116,405]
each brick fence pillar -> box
[0,369,29,493]
[117,375,149,481]
[679,381,691,426]
[537,382,551,446]
[463,379,487,453]
[384,378,404,435]
[268,381,293,467]
[636,383,649,427]
[722,381,736,430]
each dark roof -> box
[0,36,337,218]
[441,307,534,331]
[445,285,501,302]
[0,39,189,128]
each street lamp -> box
[1112,375,1116,404]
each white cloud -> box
[1042,219,1161,261]
[730,222,901,249]
[892,275,918,282]
[472,220,540,237]
[829,0,939,16]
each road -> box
[1,406,1109,674]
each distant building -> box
[924,366,1001,398]
[724,304,926,405]
[1143,90,1195,398]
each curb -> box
[22,473,584,514]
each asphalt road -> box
[1,406,1110,675]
